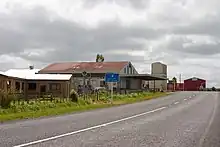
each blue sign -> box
[105,73,120,82]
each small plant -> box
[70,89,79,102]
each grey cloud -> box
[0,6,165,63]
[0,62,15,71]
[83,0,151,9]
[184,43,220,55]
[174,14,220,37]
[161,36,220,56]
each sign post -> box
[105,73,120,104]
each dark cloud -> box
[161,36,220,56]
[0,6,165,63]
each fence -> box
[0,88,154,107]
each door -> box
[40,85,46,93]
[126,79,130,89]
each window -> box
[126,66,129,74]
[22,83,24,91]
[15,82,20,91]
[124,67,126,74]
[49,83,61,91]
[0,80,3,89]
[28,83,36,90]
[100,81,105,87]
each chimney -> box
[29,65,34,70]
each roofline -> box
[184,77,206,81]
[26,79,71,81]
[120,74,168,80]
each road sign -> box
[105,73,120,82]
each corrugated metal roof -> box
[5,69,40,79]
[0,71,7,76]
[121,74,168,80]
[25,74,72,81]
[38,61,129,74]
[4,69,72,81]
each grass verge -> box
[0,92,170,122]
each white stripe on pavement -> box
[14,107,167,147]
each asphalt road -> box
[0,91,220,147]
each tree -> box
[172,77,177,83]
[96,54,104,62]
[212,87,216,91]
[172,77,177,91]
[100,54,104,62]
[96,54,100,62]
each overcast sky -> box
[0,0,220,87]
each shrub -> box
[0,90,17,108]
[70,89,79,102]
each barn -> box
[184,77,206,91]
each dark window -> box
[22,83,24,91]
[15,82,20,91]
[0,80,2,89]
[124,67,126,74]
[28,83,37,90]
[126,66,129,74]
[100,81,105,87]
[40,85,47,93]
[49,83,61,91]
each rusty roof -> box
[38,61,129,74]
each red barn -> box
[184,77,206,91]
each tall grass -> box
[0,91,169,121]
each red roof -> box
[38,61,129,74]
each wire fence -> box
[0,88,160,108]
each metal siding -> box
[184,78,206,91]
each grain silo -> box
[149,62,167,91]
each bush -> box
[0,91,17,108]
[70,89,79,102]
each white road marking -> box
[14,107,167,147]
[199,95,218,146]
[184,99,187,101]
[174,102,179,105]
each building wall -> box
[184,78,206,91]
[0,75,25,93]
[120,78,141,90]
[167,83,184,91]
[26,80,71,98]
[151,62,167,77]
[0,74,8,92]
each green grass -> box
[0,92,170,122]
